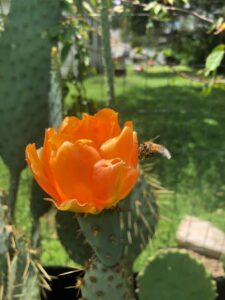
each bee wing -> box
[157,144,171,159]
[150,135,160,142]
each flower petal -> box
[118,167,139,200]
[26,108,139,214]
[50,140,101,207]
[58,116,91,143]
[42,128,58,181]
[93,158,124,208]
[83,108,121,147]
[92,158,138,208]
[100,125,134,164]
[130,132,138,167]
[25,144,61,201]
[47,198,98,214]
[58,116,80,134]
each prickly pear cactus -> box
[6,238,40,300]
[56,211,93,265]
[81,258,135,300]
[138,249,217,300]
[73,167,160,299]
[0,190,13,295]
[30,180,51,248]
[119,172,158,263]
[56,166,159,271]
[0,191,42,300]
[77,209,122,267]
[49,47,63,129]
[100,0,115,106]
[0,0,61,218]
[74,169,158,268]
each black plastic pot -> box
[41,266,83,300]
[114,68,126,77]
[41,266,225,300]
[214,276,225,300]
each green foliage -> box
[130,0,150,36]
[59,10,90,74]
[127,0,225,66]
[138,249,217,300]
[59,1,94,116]
[144,1,169,20]
[204,44,225,76]
[81,258,135,300]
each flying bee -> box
[138,136,171,160]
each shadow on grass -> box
[133,71,175,80]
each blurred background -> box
[1,0,225,273]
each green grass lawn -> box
[84,65,225,270]
[1,65,225,271]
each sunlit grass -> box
[84,65,225,271]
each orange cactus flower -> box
[25,108,139,214]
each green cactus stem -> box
[138,249,217,300]
[49,47,63,129]
[119,172,158,264]
[77,209,122,267]
[8,170,20,221]
[0,0,61,220]
[56,211,93,265]
[0,191,44,300]
[100,0,115,107]
[30,180,51,249]
[81,257,135,300]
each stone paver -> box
[176,216,225,259]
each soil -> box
[187,249,224,277]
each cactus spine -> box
[119,172,158,263]
[0,191,42,300]
[81,258,135,300]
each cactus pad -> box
[6,238,40,300]
[119,172,158,262]
[0,0,60,174]
[56,211,93,265]
[81,258,135,300]
[138,249,217,300]
[77,210,122,267]
[49,47,63,129]
[0,191,41,300]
